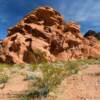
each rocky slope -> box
[0,6,100,64]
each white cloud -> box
[59,0,100,23]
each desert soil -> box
[0,74,29,100]
[0,65,100,100]
[47,65,100,100]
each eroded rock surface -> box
[0,6,100,64]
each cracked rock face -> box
[0,6,100,64]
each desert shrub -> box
[0,74,8,84]
[0,56,99,100]
[21,61,80,99]
[32,49,47,63]
[21,56,100,99]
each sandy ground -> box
[0,74,29,100]
[0,66,43,100]
[0,65,100,100]
[48,65,100,100]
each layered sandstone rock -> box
[0,6,100,64]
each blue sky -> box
[0,0,100,39]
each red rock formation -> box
[0,6,100,64]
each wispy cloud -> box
[0,0,100,39]
[57,0,100,32]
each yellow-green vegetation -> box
[32,49,47,63]
[20,57,100,100]
[0,56,100,100]
[78,56,100,65]
[0,64,10,70]
[20,62,78,100]
[0,74,8,84]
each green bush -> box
[0,74,8,84]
